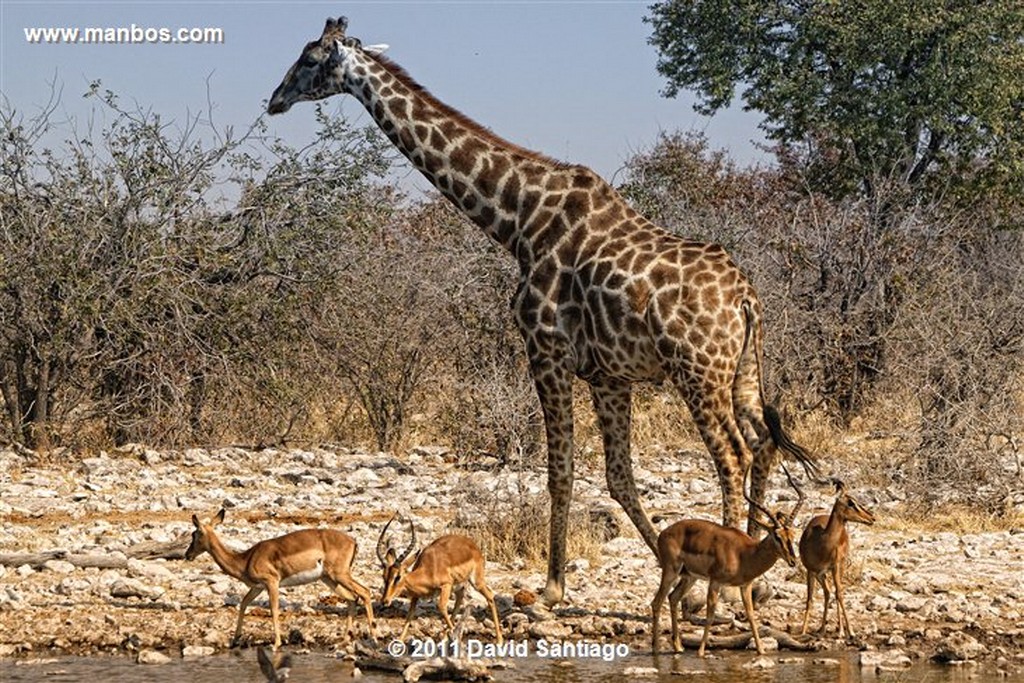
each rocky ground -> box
[1,444,1023,676]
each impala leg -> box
[668,574,696,653]
[741,582,763,654]
[800,570,815,635]
[323,577,356,637]
[399,597,419,642]
[332,575,377,639]
[818,573,832,635]
[450,584,467,641]
[833,563,852,638]
[266,581,283,650]
[650,565,678,653]
[698,582,720,658]
[472,577,503,645]
[235,585,264,646]
[451,584,466,618]
[437,583,456,638]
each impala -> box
[377,515,503,645]
[799,479,876,638]
[185,509,376,649]
[650,467,804,656]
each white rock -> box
[529,621,573,639]
[859,650,912,670]
[110,578,165,600]
[137,649,171,664]
[42,559,75,574]
[127,558,174,580]
[622,666,659,676]
[743,656,776,669]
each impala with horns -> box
[650,467,805,656]
[799,479,876,638]
[185,509,376,649]
[377,514,503,644]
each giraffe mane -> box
[370,53,573,170]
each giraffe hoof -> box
[539,586,563,608]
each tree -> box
[645,0,1024,206]
[0,86,395,450]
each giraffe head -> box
[268,16,388,115]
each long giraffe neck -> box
[343,53,626,266]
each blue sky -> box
[2,1,768,195]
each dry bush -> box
[453,480,607,569]
[880,219,1023,508]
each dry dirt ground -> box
[1,444,1022,676]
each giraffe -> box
[267,17,819,606]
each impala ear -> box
[214,508,226,525]
[191,514,201,527]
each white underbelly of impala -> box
[280,560,324,586]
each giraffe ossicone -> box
[268,17,820,607]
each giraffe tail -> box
[741,300,821,482]
[763,404,820,480]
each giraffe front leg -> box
[591,381,658,555]
[531,361,575,607]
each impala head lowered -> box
[376,513,418,605]
[743,464,804,567]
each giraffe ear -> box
[363,43,389,56]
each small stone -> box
[127,558,174,581]
[513,589,536,607]
[110,578,165,600]
[868,595,892,611]
[529,620,573,639]
[42,559,75,575]
[749,637,778,652]
[182,645,215,658]
[896,596,929,613]
[137,649,171,665]
[622,666,659,676]
[934,632,986,662]
[743,656,776,670]
[566,558,590,573]
[860,650,912,670]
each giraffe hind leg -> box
[673,378,749,529]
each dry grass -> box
[883,503,1024,534]
[453,485,607,571]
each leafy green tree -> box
[646,0,1024,206]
